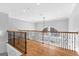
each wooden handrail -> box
[7,30,78,34]
[7,29,79,55]
[58,32,78,34]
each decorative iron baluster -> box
[25,32,27,54]
[64,33,66,50]
[60,33,62,48]
[72,33,74,52]
[73,33,76,52]
[8,32,10,44]
[67,33,68,50]
[61,33,63,48]
[63,33,64,49]
[13,32,15,46]
[65,33,68,50]
[42,32,44,44]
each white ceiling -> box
[0,3,76,22]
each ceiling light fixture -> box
[36,3,40,6]
[23,8,30,13]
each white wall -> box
[69,4,79,32]
[35,18,69,31]
[0,12,8,53]
[8,18,35,30]
[7,44,22,56]
[69,4,79,51]
[0,13,35,54]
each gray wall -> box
[35,18,69,31]
[0,12,8,54]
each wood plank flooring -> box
[11,39,79,56]
[24,40,78,56]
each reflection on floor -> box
[23,40,78,56]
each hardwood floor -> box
[11,39,79,56]
[24,40,78,56]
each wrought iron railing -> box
[7,31,27,54]
[7,30,79,55]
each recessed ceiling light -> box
[23,8,30,12]
[36,3,40,6]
